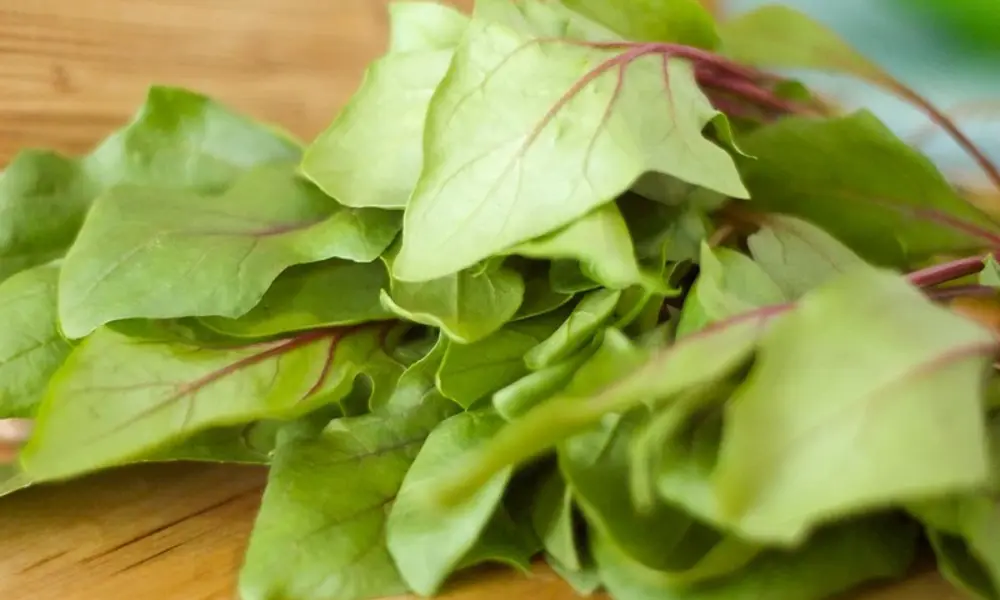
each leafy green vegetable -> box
[737,111,1000,266]
[0,86,300,284]
[381,251,525,344]
[300,3,468,209]
[239,395,458,600]
[714,268,996,544]
[7,3,1000,599]
[58,163,400,338]
[20,323,400,480]
[393,12,747,281]
[561,0,719,49]
[593,517,918,600]
[746,215,868,299]
[0,263,72,418]
[200,260,393,338]
[387,410,512,595]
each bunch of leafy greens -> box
[5,1,1000,599]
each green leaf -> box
[526,289,622,370]
[550,261,602,294]
[0,152,97,283]
[0,87,300,283]
[493,342,597,421]
[238,395,458,600]
[474,0,620,41]
[746,215,868,299]
[677,243,786,337]
[509,203,657,291]
[455,505,539,574]
[593,516,917,600]
[380,251,525,344]
[714,267,996,544]
[0,464,31,499]
[737,111,1000,266]
[0,263,73,418]
[436,308,779,505]
[981,255,1000,288]
[514,265,574,320]
[551,556,603,596]
[59,163,400,338]
[200,260,393,338]
[387,1,469,53]
[717,4,890,84]
[301,3,468,209]
[929,531,1000,600]
[393,15,747,281]
[20,324,398,481]
[437,315,564,409]
[387,410,513,596]
[561,0,719,49]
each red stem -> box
[907,255,986,287]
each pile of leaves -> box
[5,1,1000,599]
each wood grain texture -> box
[0,0,969,598]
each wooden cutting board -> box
[0,462,966,600]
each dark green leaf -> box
[593,517,918,600]
[737,111,1000,266]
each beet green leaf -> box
[20,323,401,480]
[561,0,719,49]
[387,410,512,596]
[58,163,400,338]
[393,15,747,281]
[0,87,300,284]
[714,268,996,544]
[737,112,1000,266]
[0,263,72,419]
[239,394,458,600]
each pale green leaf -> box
[0,264,72,418]
[474,0,620,41]
[387,1,469,53]
[393,16,747,281]
[737,111,1000,266]
[200,260,393,338]
[526,289,621,370]
[561,0,719,48]
[387,410,513,596]
[437,314,564,409]
[981,255,1000,288]
[509,203,653,291]
[550,556,603,596]
[381,253,525,344]
[593,517,917,600]
[0,464,31,499]
[59,163,400,338]
[714,268,996,544]
[239,395,457,600]
[747,214,868,299]
[493,342,597,421]
[0,87,300,283]
[20,324,399,481]
[677,243,786,337]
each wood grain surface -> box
[0,0,971,598]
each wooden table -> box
[0,462,966,600]
[0,0,977,598]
